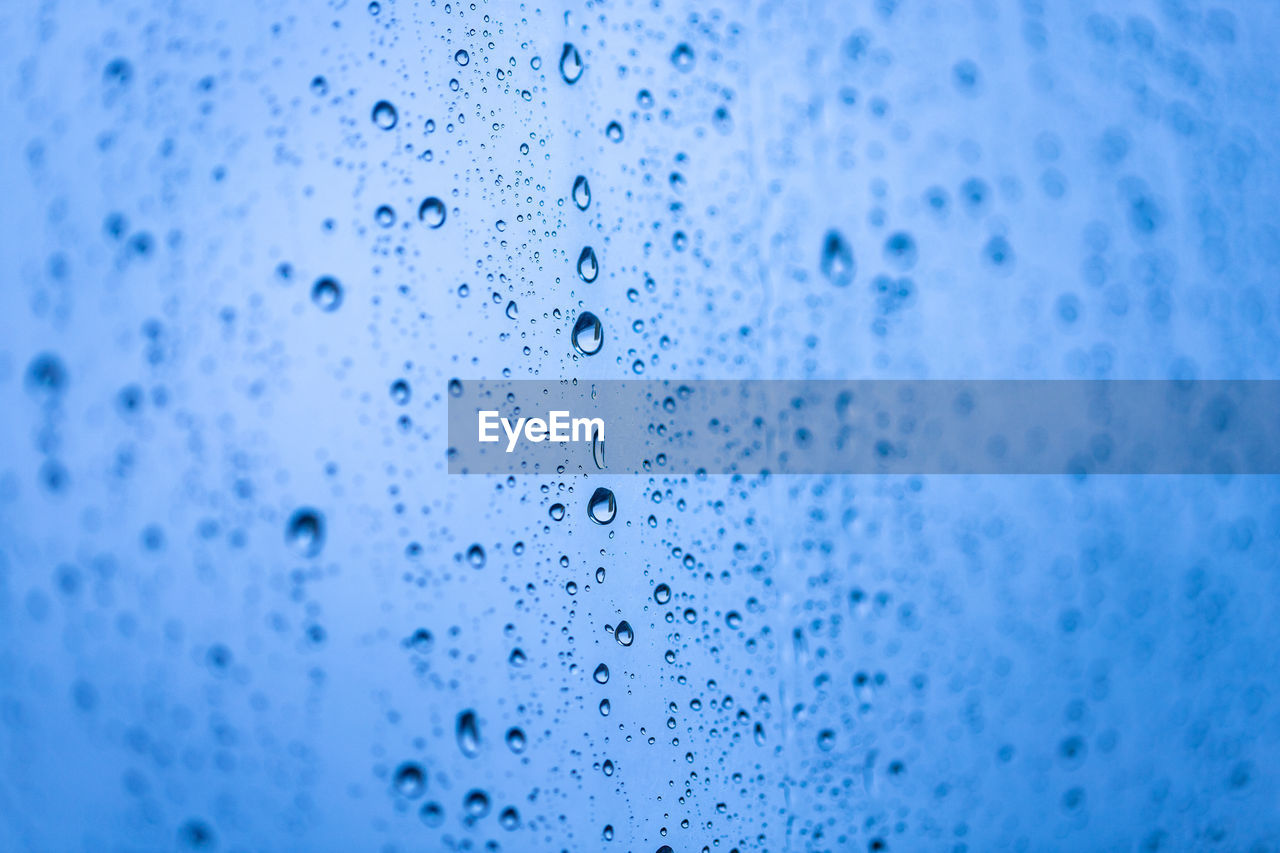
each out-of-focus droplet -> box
[572,175,591,210]
[286,508,325,558]
[614,620,634,646]
[593,663,610,684]
[577,247,599,283]
[499,807,520,830]
[820,229,855,287]
[587,487,616,524]
[311,277,343,311]
[375,205,396,227]
[371,100,398,130]
[605,121,623,142]
[466,544,485,568]
[418,197,446,228]
[390,379,411,405]
[559,43,583,84]
[419,802,444,827]
[456,710,480,758]
[572,311,603,355]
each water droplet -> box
[820,230,856,287]
[884,231,918,271]
[549,503,566,521]
[654,584,671,604]
[818,729,836,751]
[572,175,591,210]
[593,663,610,684]
[505,727,526,753]
[595,566,606,583]
[559,43,583,84]
[614,620,634,646]
[393,762,426,798]
[454,49,470,66]
[464,789,490,818]
[418,197,446,228]
[310,75,329,97]
[572,312,603,355]
[577,247,599,283]
[505,300,518,320]
[311,277,343,311]
[726,611,742,629]
[448,378,463,397]
[466,544,486,568]
[419,801,444,827]
[592,429,607,470]
[499,807,520,830]
[587,487,616,525]
[371,100,398,130]
[26,353,67,397]
[285,508,325,558]
[599,698,611,716]
[456,710,480,758]
[671,43,695,71]
[375,205,396,227]
[508,648,527,667]
[605,121,623,142]
[390,379,411,405]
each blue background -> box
[2,0,1280,850]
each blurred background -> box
[2,0,1280,850]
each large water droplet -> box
[311,277,343,312]
[587,487,616,524]
[559,43,583,84]
[614,620,634,646]
[571,312,603,355]
[466,543,485,568]
[371,100,398,130]
[456,710,480,758]
[593,663,610,684]
[286,508,325,557]
[454,49,470,66]
[577,247,599,283]
[393,762,426,798]
[572,175,591,210]
[499,807,520,830]
[505,300,518,320]
[654,583,671,604]
[418,197,446,228]
[820,230,855,287]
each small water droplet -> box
[587,487,616,524]
[375,205,396,227]
[671,43,695,71]
[456,710,480,758]
[559,43,583,84]
[505,727,526,753]
[605,120,623,142]
[572,175,591,210]
[454,49,470,66]
[571,311,603,355]
[593,663,610,684]
[371,100,398,130]
[311,277,343,311]
[820,229,856,287]
[419,802,444,827]
[654,584,671,604]
[285,508,325,558]
[549,503,566,521]
[418,197,446,228]
[466,544,486,568]
[463,789,490,819]
[577,247,599,283]
[499,807,520,830]
[726,611,742,629]
[393,762,426,798]
[390,379,411,405]
[614,620,634,646]
[505,300,518,320]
